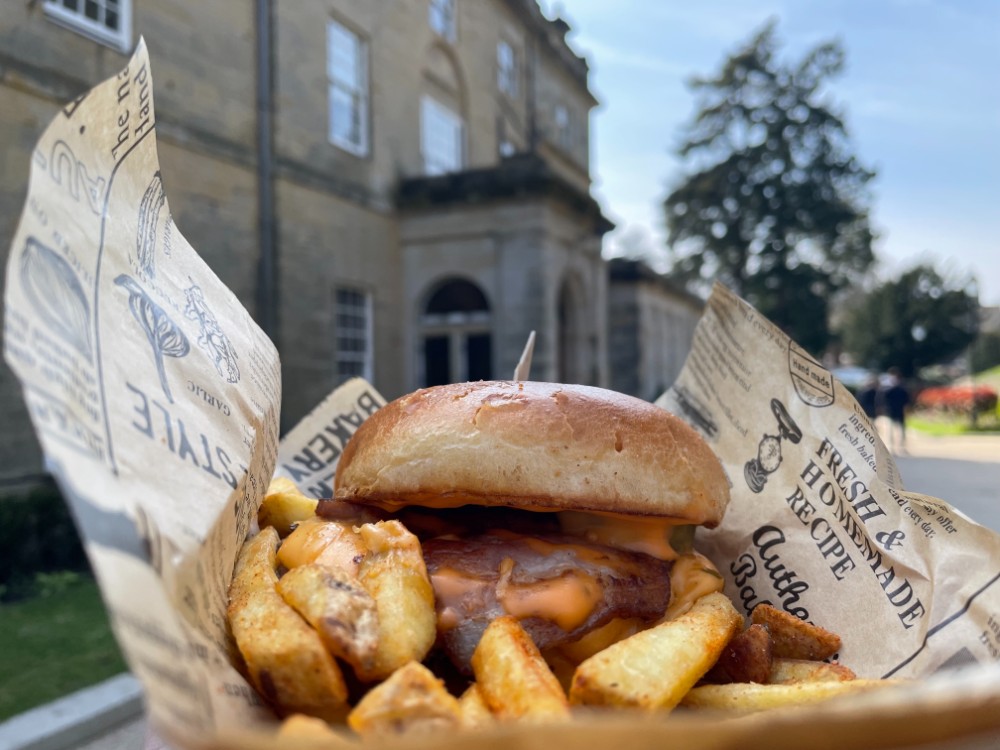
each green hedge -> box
[0,481,88,601]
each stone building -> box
[0,1,698,489]
[607,258,704,402]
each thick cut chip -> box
[570,591,742,711]
[750,604,841,661]
[769,658,857,684]
[471,616,571,723]
[356,521,437,681]
[347,661,462,738]
[557,617,644,665]
[277,714,353,745]
[703,623,773,684]
[681,679,895,713]
[227,527,348,721]
[546,618,646,699]
[258,477,318,537]
[457,683,495,729]
[276,563,379,677]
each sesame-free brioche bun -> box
[335,381,730,526]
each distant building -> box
[0,0,698,488]
[607,258,704,401]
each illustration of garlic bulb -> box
[115,275,190,403]
[20,237,93,360]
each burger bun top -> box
[334,381,730,527]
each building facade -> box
[0,0,698,488]
[608,258,704,402]
[271,0,612,423]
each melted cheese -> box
[277,517,340,568]
[498,572,603,632]
[429,563,602,633]
[661,551,725,621]
[430,566,487,632]
[277,516,364,577]
[514,533,612,565]
[557,511,682,560]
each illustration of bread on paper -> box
[19,236,93,361]
[115,274,190,403]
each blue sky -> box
[552,0,1000,305]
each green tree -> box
[839,265,979,377]
[664,20,876,354]
[969,331,1000,374]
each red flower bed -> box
[916,385,998,414]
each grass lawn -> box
[910,412,1000,436]
[0,575,126,720]
[975,364,1000,386]
[910,366,1000,436]
[909,416,976,436]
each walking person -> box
[882,367,911,454]
[857,375,880,422]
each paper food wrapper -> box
[5,42,1000,749]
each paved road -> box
[891,431,1000,532]
[76,719,147,750]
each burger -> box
[330,380,731,672]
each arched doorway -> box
[557,274,586,384]
[421,278,492,386]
